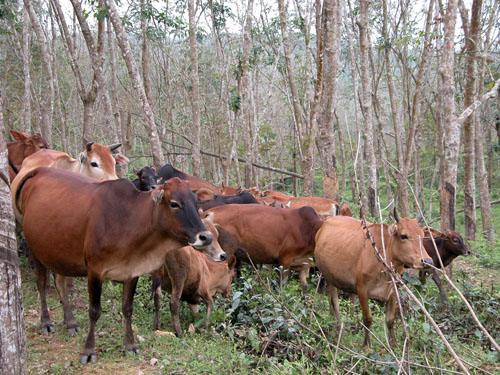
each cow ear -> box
[152,189,164,205]
[113,153,129,166]
[132,166,138,174]
[388,224,398,236]
[228,256,237,269]
[10,130,29,143]
[218,181,224,190]
[79,152,87,164]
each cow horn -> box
[415,210,425,223]
[86,142,94,152]
[109,143,122,152]
[392,206,400,223]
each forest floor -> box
[20,248,500,375]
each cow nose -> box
[220,252,227,261]
[466,250,472,256]
[190,231,213,249]
[422,258,433,268]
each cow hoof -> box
[80,353,97,365]
[67,326,80,336]
[125,346,140,355]
[41,324,55,335]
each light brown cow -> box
[315,214,432,347]
[7,130,49,180]
[218,182,240,195]
[340,202,353,217]
[260,190,294,205]
[208,204,324,292]
[287,196,340,218]
[11,143,128,220]
[152,217,236,336]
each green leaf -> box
[423,322,431,334]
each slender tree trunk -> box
[104,0,165,168]
[241,0,255,187]
[317,0,341,201]
[357,0,377,217]
[22,10,32,133]
[0,89,27,375]
[187,0,201,176]
[24,0,54,144]
[439,0,459,231]
[107,18,123,144]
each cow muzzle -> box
[190,231,213,249]
[422,258,433,268]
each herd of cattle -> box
[5,130,470,364]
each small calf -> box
[132,166,157,191]
[420,227,470,303]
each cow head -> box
[152,177,212,250]
[388,217,433,269]
[10,130,49,158]
[218,182,240,196]
[442,230,470,256]
[78,142,129,181]
[200,213,227,262]
[134,166,158,191]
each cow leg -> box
[54,273,79,335]
[81,273,103,364]
[430,269,449,304]
[327,284,341,321]
[153,285,162,330]
[33,256,54,334]
[122,277,139,354]
[203,296,214,329]
[385,294,398,347]
[419,270,427,284]
[298,264,310,295]
[170,280,186,337]
[357,288,372,347]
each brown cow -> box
[315,214,432,347]
[16,167,216,364]
[218,182,240,195]
[11,143,128,220]
[420,227,470,303]
[152,216,236,335]
[158,164,219,193]
[260,190,294,205]
[287,196,340,218]
[340,202,353,217]
[207,204,323,292]
[7,130,49,180]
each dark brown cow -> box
[152,216,235,336]
[16,167,215,364]
[7,130,49,180]
[421,227,470,302]
[197,191,259,211]
[132,166,158,191]
[287,196,340,218]
[315,214,432,347]
[340,202,353,217]
[158,164,219,193]
[208,204,323,292]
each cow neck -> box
[434,236,456,268]
[131,191,170,241]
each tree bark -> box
[241,0,255,187]
[439,0,459,231]
[0,89,27,375]
[316,0,341,202]
[104,0,165,168]
[24,0,54,145]
[22,9,32,133]
[357,0,377,217]
[188,0,202,176]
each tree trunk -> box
[439,0,459,231]
[188,0,201,176]
[104,0,165,168]
[357,0,377,217]
[316,0,341,202]
[22,9,32,133]
[0,89,27,375]
[24,0,54,145]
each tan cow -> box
[260,190,294,205]
[287,196,340,218]
[11,142,128,220]
[315,214,432,347]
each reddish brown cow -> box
[287,196,340,218]
[11,143,128,220]
[260,190,294,205]
[340,202,353,217]
[218,182,241,195]
[16,168,216,364]
[208,204,323,292]
[7,130,49,180]
[158,164,219,193]
[315,214,432,347]
[421,227,470,303]
[152,216,236,336]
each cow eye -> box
[39,145,47,149]
[169,201,181,209]
[401,234,408,240]
[90,162,99,168]
[453,238,459,243]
